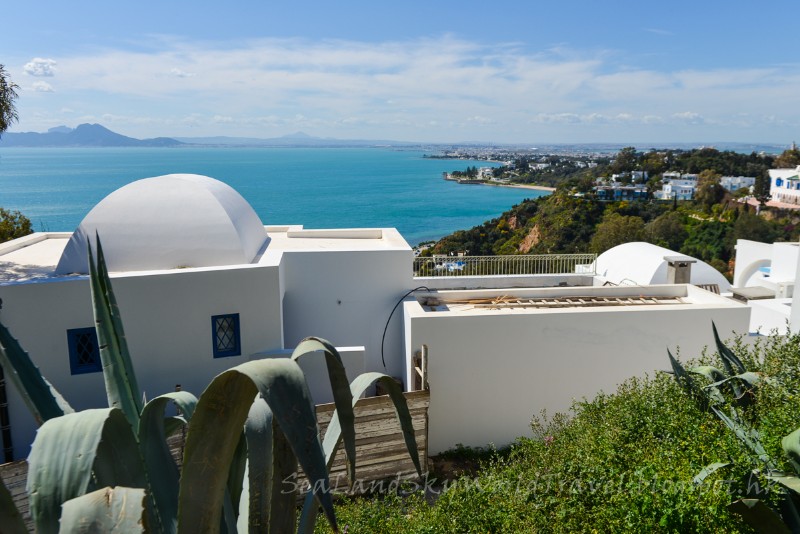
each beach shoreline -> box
[481,182,556,192]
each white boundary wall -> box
[404,285,750,454]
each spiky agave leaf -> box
[782,427,800,475]
[766,472,800,495]
[238,398,272,533]
[292,337,357,485]
[88,237,142,430]
[667,348,710,410]
[712,321,747,374]
[693,462,731,487]
[689,365,728,405]
[95,237,142,410]
[729,498,791,534]
[0,321,72,424]
[689,365,726,382]
[236,397,300,533]
[177,358,337,533]
[59,486,149,533]
[710,405,776,470]
[298,372,422,534]
[27,408,147,534]
[138,391,198,534]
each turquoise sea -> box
[0,147,547,245]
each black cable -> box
[380,286,431,369]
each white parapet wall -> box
[404,284,750,455]
[415,274,595,290]
[280,247,413,380]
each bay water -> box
[0,147,547,245]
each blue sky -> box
[3,0,799,144]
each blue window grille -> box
[212,314,241,358]
[67,327,102,375]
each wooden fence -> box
[313,389,429,492]
[0,390,429,530]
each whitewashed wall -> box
[405,287,750,455]
[733,240,774,288]
[0,264,283,459]
[281,249,413,380]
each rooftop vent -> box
[664,255,696,284]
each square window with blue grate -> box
[67,327,102,375]
[212,313,241,358]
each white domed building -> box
[594,242,731,293]
[55,174,268,274]
[0,174,412,459]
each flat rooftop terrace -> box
[0,227,411,283]
[408,284,745,316]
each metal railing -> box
[413,253,597,277]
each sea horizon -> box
[0,146,547,246]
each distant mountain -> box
[47,125,73,134]
[0,124,184,147]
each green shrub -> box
[314,332,800,533]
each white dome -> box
[56,174,267,274]
[595,242,731,292]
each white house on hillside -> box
[769,166,800,205]
[658,172,699,200]
[732,239,800,333]
[720,176,756,193]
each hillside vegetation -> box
[425,147,800,278]
[319,332,800,533]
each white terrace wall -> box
[405,286,750,455]
[733,240,775,288]
[0,264,283,460]
[281,249,413,381]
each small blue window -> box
[776,178,783,187]
[67,327,102,375]
[212,314,241,358]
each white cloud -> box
[644,28,674,36]
[672,111,705,124]
[170,68,195,78]
[60,107,74,113]
[24,58,57,77]
[467,116,494,124]
[31,81,54,92]
[13,35,800,141]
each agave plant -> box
[0,235,421,533]
[668,322,800,533]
